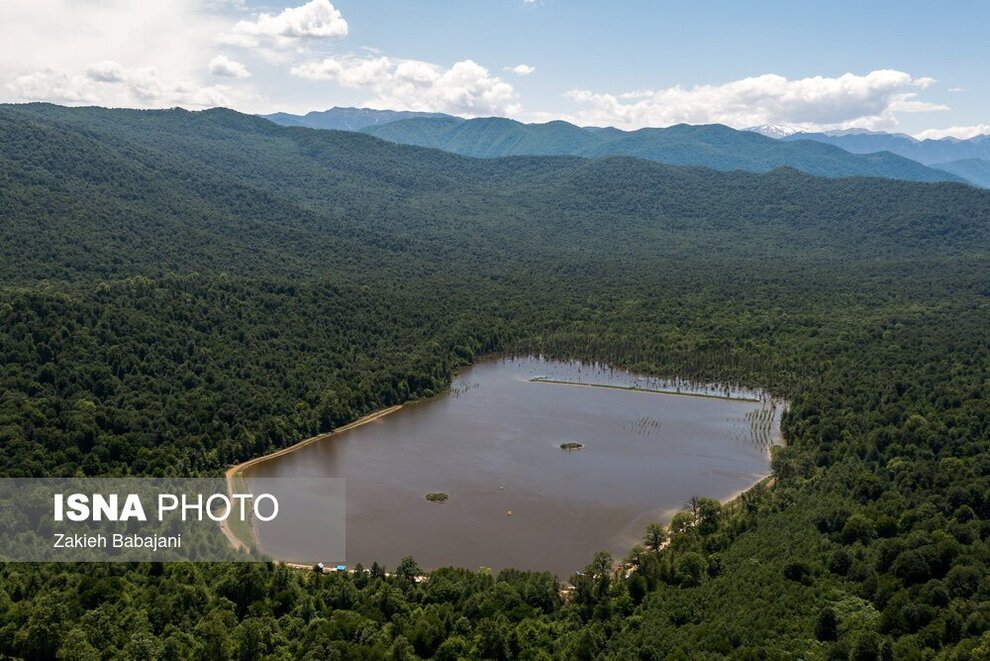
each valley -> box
[0,104,988,658]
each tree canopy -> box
[1,104,989,658]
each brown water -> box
[246,356,780,576]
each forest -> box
[1,103,989,659]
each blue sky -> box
[1,0,988,138]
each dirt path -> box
[220,405,404,552]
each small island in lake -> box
[560,442,584,451]
[425,492,449,503]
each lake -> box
[245,356,780,576]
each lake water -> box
[245,356,780,576]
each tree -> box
[815,608,838,642]
[590,551,614,598]
[670,512,694,536]
[16,592,67,660]
[56,629,100,661]
[193,609,236,661]
[841,513,877,545]
[644,523,668,553]
[434,635,471,661]
[849,631,888,661]
[123,632,165,661]
[477,616,513,661]
[396,556,422,582]
[628,574,648,605]
[696,498,722,536]
[675,552,706,587]
[389,635,416,661]
[234,618,276,661]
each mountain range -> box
[263,107,453,132]
[775,130,990,188]
[778,130,990,165]
[358,116,966,184]
[4,103,985,287]
[263,107,988,187]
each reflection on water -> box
[246,356,780,576]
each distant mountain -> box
[4,102,987,288]
[364,116,606,157]
[932,158,990,189]
[263,107,454,131]
[781,131,990,166]
[364,117,967,184]
[821,128,897,137]
[746,124,803,138]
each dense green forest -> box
[1,103,990,659]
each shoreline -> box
[220,404,403,552]
[528,377,765,403]
[628,414,787,557]
[220,361,787,568]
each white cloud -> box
[8,69,99,105]
[914,124,990,140]
[506,64,535,76]
[0,0,268,110]
[563,70,946,131]
[291,55,519,116]
[223,0,348,49]
[1,1,976,136]
[86,61,127,83]
[9,65,166,105]
[209,55,250,78]
[7,62,259,109]
[0,1,225,87]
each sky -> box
[2,0,989,139]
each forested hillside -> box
[361,115,969,185]
[2,103,990,659]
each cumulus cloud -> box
[209,55,250,78]
[914,124,990,140]
[291,55,519,116]
[8,69,100,105]
[7,62,258,109]
[0,1,225,84]
[563,70,946,131]
[86,61,127,83]
[0,1,269,110]
[222,0,348,49]
[506,64,535,76]
[10,64,163,104]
